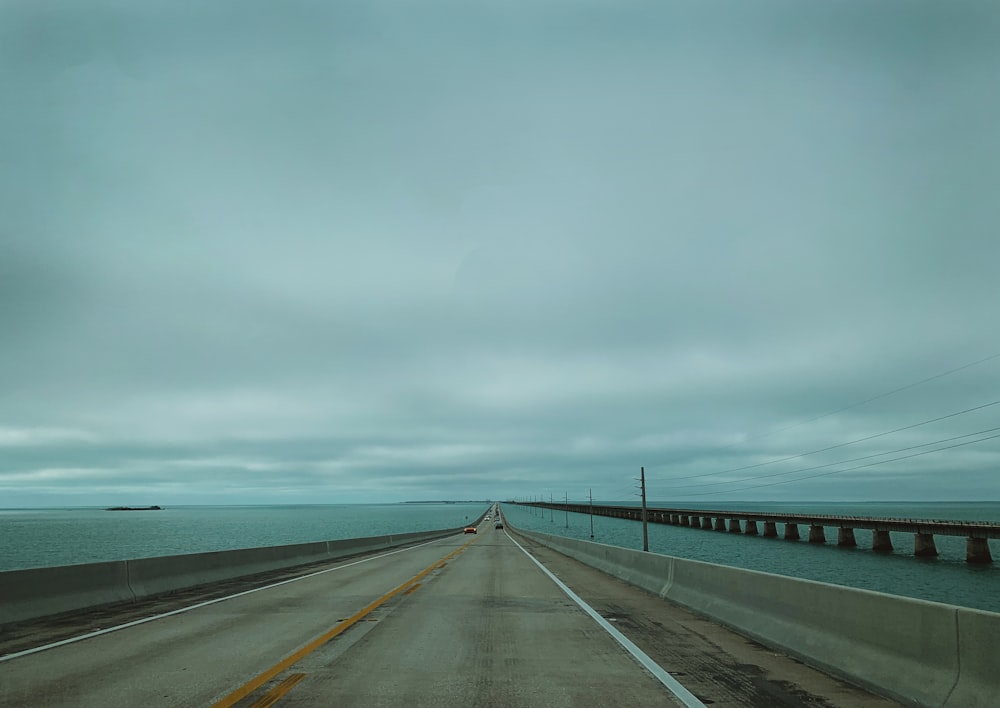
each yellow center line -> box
[211,536,476,708]
[250,673,307,708]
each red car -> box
[464,526,477,534]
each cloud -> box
[1,0,999,507]
[0,427,97,447]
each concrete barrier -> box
[127,540,334,598]
[0,527,462,627]
[947,607,1000,708]
[0,561,135,628]
[511,525,1000,708]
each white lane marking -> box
[506,532,706,708]
[0,536,454,663]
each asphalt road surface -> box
[0,520,900,707]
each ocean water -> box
[2,501,996,615]
[0,503,488,572]
[503,501,1000,614]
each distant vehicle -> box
[464,526,477,534]
[495,521,503,529]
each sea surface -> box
[1,501,997,615]
[0,503,487,571]
[503,500,1000,614]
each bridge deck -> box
[0,525,898,707]
[523,503,1000,538]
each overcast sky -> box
[2,0,999,507]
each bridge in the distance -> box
[516,502,999,563]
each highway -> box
[0,519,898,707]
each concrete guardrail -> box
[510,525,999,708]
[0,527,462,627]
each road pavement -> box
[0,519,900,707]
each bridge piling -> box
[914,533,938,558]
[873,529,894,552]
[967,537,993,564]
[516,503,997,564]
[837,528,857,547]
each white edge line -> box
[0,536,451,663]
[506,531,706,708]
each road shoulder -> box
[513,532,901,708]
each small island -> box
[106,505,163,511]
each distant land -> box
[400,501,491,504]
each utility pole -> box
[565,491,569,528]
[550,494,553,522]
[641,466,649,552]
[589,487,594,539]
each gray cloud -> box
[2,0,999,506]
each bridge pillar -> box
[669,514,678,524]
[762,521,778,537]
[701,516,713,529]
[714,517,726,531]
[745,520,758,535]
[837,528,857,547]
[872,529,893,552]
[784,523,800,540]
[679,515,689,526]
[967,537,993,564]
[808,525,826,543]
[914,533,938,557]
[728,518,741,533]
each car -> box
[464,526,477,534]
[494,521,503,529]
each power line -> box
[607,479,641,500]
[656,426,1000,490]
[668,430,1000,497]
[651,399,1000,483]
[651,350,1000,470]
[727,351,1000,442]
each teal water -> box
[3,501,996,615]
[0,503,488,572]
[501,501,1000,614]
